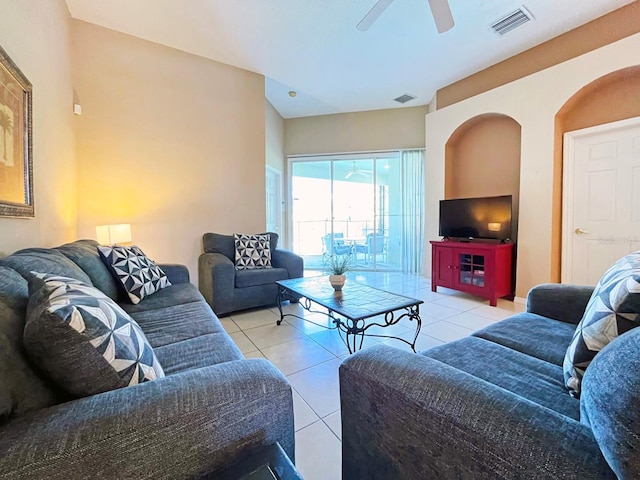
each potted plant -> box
[324,253,352,291]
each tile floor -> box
[219,271,525,480]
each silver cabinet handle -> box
[575,228,590,235]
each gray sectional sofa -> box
[340,283,640,479]
[0,239,294,479]
[198,232,303,316]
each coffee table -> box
[275,277,423,353]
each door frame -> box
[266,165,283,241]
[561,116,640,283]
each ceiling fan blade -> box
[427,0,454,33]
[356,0,395,32]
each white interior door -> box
[266,166,282,236]
[563,117,640,285]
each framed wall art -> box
[0,44,33,217]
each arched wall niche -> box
[445,113,522,246]
[551,65,640,281]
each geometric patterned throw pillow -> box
[234,233,272,270]
[98,245,171,304]
[563,251,640,398]
[24,273,165,398]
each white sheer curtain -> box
[401,150,425,273]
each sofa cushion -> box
[473,312,576,366]
[130,301,222,348]
[564,251,640,397]
[98,245,171,304]
[24,273,165,397]
[154,332,243,375]
[235,267,290,289]
[203,232,279,262]
[0,267,61,421]
[2,248,92,285]
[234,233,273,270]
[57,239,120,301]
[580,327,640,479]
[423,336,580,419]
[120,282,205,315]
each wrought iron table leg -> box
[408,305,422,353]
[276,286,285,326]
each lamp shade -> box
[96,224,132,245]
[487,222,501,232]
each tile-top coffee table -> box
[275,276,423,353]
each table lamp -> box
[96,224,132,245]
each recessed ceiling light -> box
[289,91,297,97]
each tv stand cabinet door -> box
[432,243,454,290]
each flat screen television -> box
[439,195,512,241]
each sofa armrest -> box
[340,345,614,480]
[0,359,294,479]
[272,249,303,279]
[158,263,190,284]
[526,283,594,324]
[198,252,235,315]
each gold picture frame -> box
[0,44,33,217]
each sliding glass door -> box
[290,153,406,271]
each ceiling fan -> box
[345,161,373,179]
[357,0,454,33]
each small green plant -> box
[324,253,353,275]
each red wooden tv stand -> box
[430,240,514,307]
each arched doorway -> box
[553,65,640,282]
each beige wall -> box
[0,0,77,256]
[72,21,266,280]
[425,33,640,299]
[266,99,285,171]
[285,105,428,156]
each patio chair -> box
[322,233,353,255]
[366,233,387,263]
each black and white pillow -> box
[563,251,640,397]
[234,233,272,270]
[24,273,165,398]
[98,245,171,304]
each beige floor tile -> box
[260,337,336,375]
[471,302,525,321]
[243,350,266,359]
[287,359,342,418]
[307,328,383,357]
[292,389,320,431]
[446,311,501,331]
[323,411,342,441]
[295,420,342,480]
[243,322,306,349]
[228,331,258,354]
[284,312,337,335]
[230,308,279,330]
[411,287,445,303]
[431,295,485,311]
[421,302,465,321]
[425,320,475,343]
[218,317,239,334]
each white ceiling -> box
[65,0,634,119]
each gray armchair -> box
[198,232,303,316]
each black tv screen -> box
[439,195,512,241]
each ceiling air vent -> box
[394,93,417,104]
[490,7,533,36]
